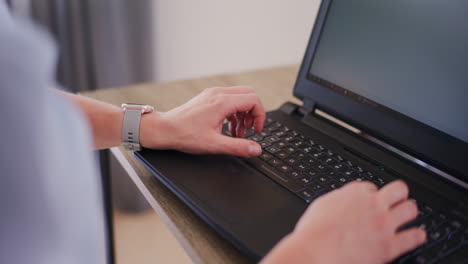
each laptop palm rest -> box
[135,149,307,259]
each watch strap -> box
[122,108,142,151]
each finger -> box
[344,180,378,192]
[227,115,237,137]
[253,106,266,133]
[221,94,266,133]
[218,86,256,95]
[386,228,426,261]
[236,112,246,138]
[244,112,254,129]
[378,180,409,209]
[389,200,418,230]
[213,134,262,157]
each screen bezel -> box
[293,0,468,182]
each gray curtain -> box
[9,0,156,92]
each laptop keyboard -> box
[242,118,394,202]
[227,117,468,263]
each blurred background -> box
[7,0,320,263]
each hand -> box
[139,86,266,157]
[261,181,426,264]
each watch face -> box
[121,104,154,113]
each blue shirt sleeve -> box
[0,3,107,264]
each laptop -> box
[135,0,468,262]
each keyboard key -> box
[328,180,343,190]
[353,166,364,173]
[333,164,346,171]
[287,171,302,179]
[317,174,331,183]
[285,147,296,154]
[428,223,455,243]
[436,213,448,222]
[267,158,283,167]
[334,155,345,162]
[450,220,463,230]
[324,157,338,166]
[297,189,315,202]
[305,169,320,178]
[375,177,387,187]
[303,157,317,166]
[265,121,281,128]
[312,152,324,159]
[276,151,289,159]
[337,176,349,184]
[259,141,271,148]
[294,151,307,160]
[316,163,331,172]
[333,163,349,172]
[317,155,329,163]
[291,140,304,147]
[296,176,313,187]
[419,205,434,217]
[285,158,298,165]
[275,141,288,148]
[309,181,325,192]
[277,164,293,173]
[249,134,263,142]
[418,216,443,232]
[266,136,281,143]
[344,170,357,178]
[274,130,287,137]
[259,153,273,161]
[266,146,281,154]
[297,163,309,171]
[361,171,375,179]
[301,146,314,153]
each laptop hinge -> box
[295,98,315,117]
[298,105,313,117]
[279,102,299,115]
[279,100,315,118]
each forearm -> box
[57,91,123,149]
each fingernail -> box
[420,229,427,242]
[248,144,261,156]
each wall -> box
[152,0,321,82]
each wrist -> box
[139,111,173,149]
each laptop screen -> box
[308,0,468,143]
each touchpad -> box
[137,149,305,225]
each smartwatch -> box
[121,103,154,151]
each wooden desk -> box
[82,65,301,264]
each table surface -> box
[82,65,301,264]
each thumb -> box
[213,135,262,157]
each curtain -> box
[9,0,156,92]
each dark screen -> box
[309,0,468,143]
